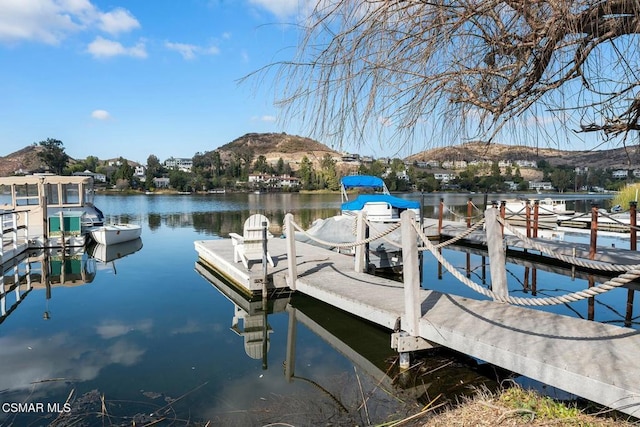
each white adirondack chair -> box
[229,214,275,269]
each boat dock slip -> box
[194,231,640,417]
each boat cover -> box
[341,175,385,189]
[342,194,420,211]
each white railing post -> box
[12,212,18,251]
[354,211,366,273]
[401,210,421,336]
[0,212,5,260]
[284,213,297,291]
[484,207,508,300]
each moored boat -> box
[0,174,104,247]
[89,223,142,245]
[340,175,420,222]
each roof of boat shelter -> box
[0,174,93,185]
[341,175,385,189]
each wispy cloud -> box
[252,115,276,123]
[91,109,111,120]
[165,41,220,60]
[87,36,147,59]
[0,0,140,45]
[248,0,312,19]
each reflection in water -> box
[1,240,143,324]
[1,248,96,324]
[196,260,508,424]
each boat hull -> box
[90,224,142,245]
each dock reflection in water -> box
[1,239,143,324]
[196,260,509,425]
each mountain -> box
[407,141,640,169]
[0,145,46,176]
[215,132,341,169]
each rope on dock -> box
[422,219,486,250]
[290,219,401,249]
[498,217,640,272]
[411,220,640,306]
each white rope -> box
[411,220,639,306]
[290,218,401,249]
[498,217,640,272]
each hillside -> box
[0,145,46,176]
[408,141,640,169]
[217,132,341,170]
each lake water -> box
[0,191,629,426]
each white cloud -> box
[0,0,140,45]
[87,36,147,59]
[98,7,140,34]
[252,115,276,122]
[165,41,198,60]
[165,41,220,60]
[248,0,312,19]
[91,109,110,120]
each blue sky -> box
[0,0,326,164]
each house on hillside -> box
[165,157,193,172]
[73,170,106,183]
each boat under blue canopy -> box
[342,194,420,211]
[341,175,385,189]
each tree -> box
[146,154,164,187]
[298,156,314,189]
[38,138,69,175]
[255,1,640,152]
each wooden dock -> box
[195,234,640,418]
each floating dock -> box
[195,234,640,418]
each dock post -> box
[533,200,539,238]
[466,198,472,278]
[485,207,508,300]
[499,201,506,235]
[438,198,444,234]
[525,200,531,238]
[400,210,420,337]
[354,211,366,273]
[262,221,268,292]
[284,306,297,382]
[630,201,637,251]
[589,204,598,260]
[628,201,637,327]
[284,213,297,291]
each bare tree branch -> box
[246,0,640,151]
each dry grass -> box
[420,386,637,427]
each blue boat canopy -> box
[340,175,385,189]
[342,194,420,211]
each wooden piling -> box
[284,213,297,290]
[400,210,420,336]
[438,198,444,234]
[484,207,508,300]
[354,211,366,273]
[525,200,531,238]
[631,201,637,251]
[533,200,539,238]
[589,204,598,260]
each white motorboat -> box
[89,223,142,245]
[340,175,420,222]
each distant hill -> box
[0,145,46,176]
[407,141,640,169]
[4,136,640,178]
[216,132,341,170]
